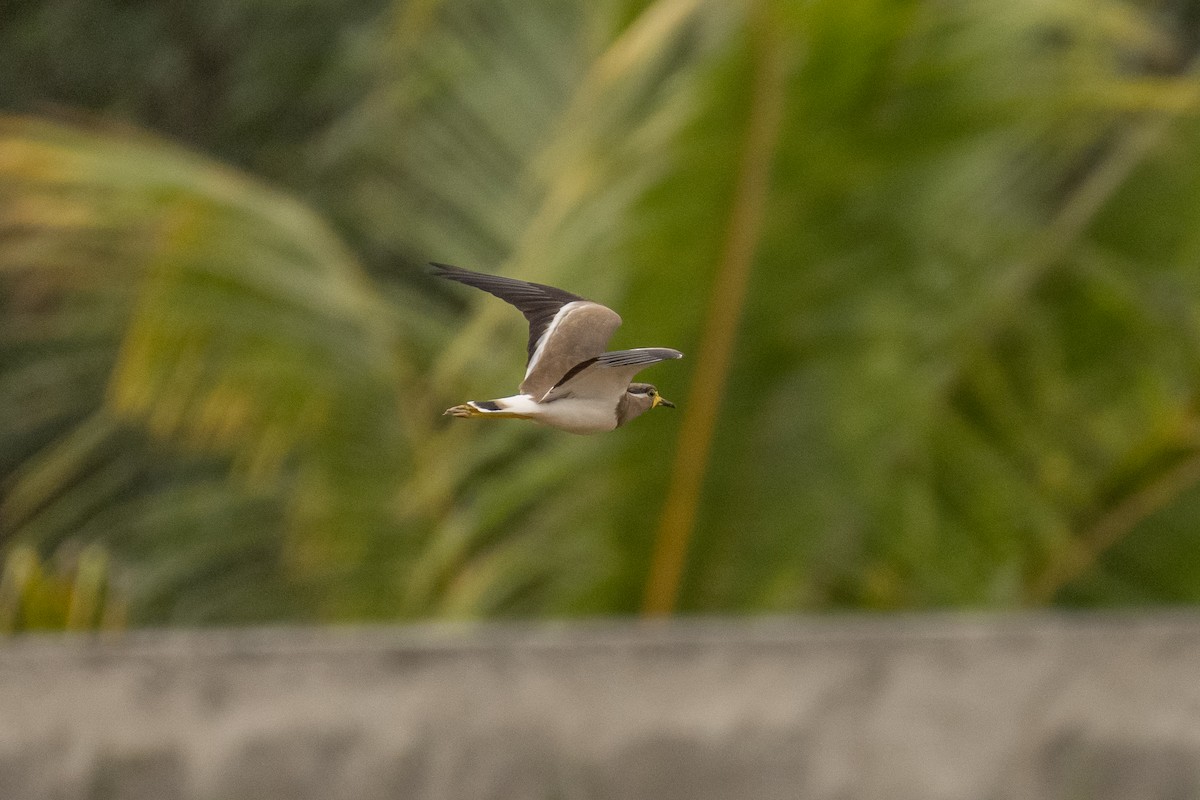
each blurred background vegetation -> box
[3,0,1200,629]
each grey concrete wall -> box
[1,613,1199,800]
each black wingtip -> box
[430,262,490,287]
[430,261,487,275]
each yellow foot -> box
[444,403,482,418]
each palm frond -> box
[0,116,412,619]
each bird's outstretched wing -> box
[541,348,684,403]
[432,263,622,399]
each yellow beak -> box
[652,395,675,409]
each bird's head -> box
[619,383,676,422]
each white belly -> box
[465,393,619,431]
[528,397,619,434]
[483,394,617,434]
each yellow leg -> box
[444,403,531,420]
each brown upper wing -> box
[520,302,622,399]
[432,263,622,398]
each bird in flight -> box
[433,263,683,434]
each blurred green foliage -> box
[0,542,125,632]
[3,0,1200,627]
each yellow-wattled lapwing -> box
[434,263,682,434]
